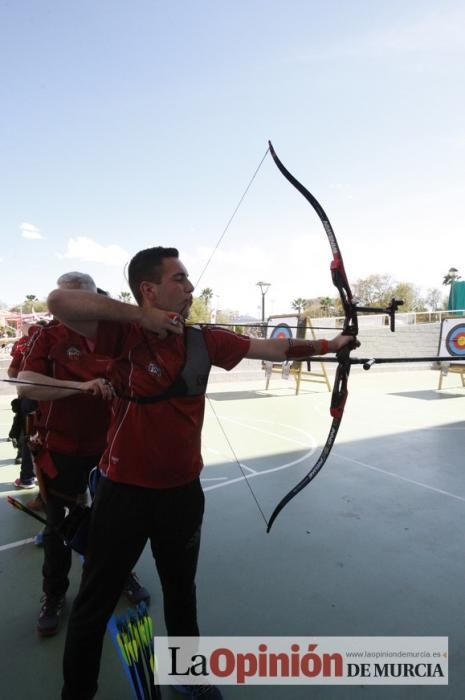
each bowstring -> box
[195,145,271,527]
[194,146,270,288]
[205,393,269,528]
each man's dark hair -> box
[128,246,179,305]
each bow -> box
[265,141,401,532]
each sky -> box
[1,0,464,318]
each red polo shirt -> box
[9,323,58,374]
[97,322,250,488]
[22,323,112,457]
[9,336,29,373]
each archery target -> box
[266,315,299,340]
[270,323,292,340]
[438,317,465,359]
[445,324,465,357]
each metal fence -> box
[308,309,465,330]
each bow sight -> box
[354,297,404,332]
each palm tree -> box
[199,288,214,308]
[319,296,333,316]
[24,294,38,313]
[291,298,307,314]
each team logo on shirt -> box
[66,346,81,359]
[147,362,162,376]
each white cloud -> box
[57,236,130,267]
[20,222,44,240]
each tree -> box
[118,291,134,304]
[425,288,445,312]
[352,274,394,307]
[291,298,307,314]
[24,294,39,313]
[351,275,425,312]
[391,282,425,312]
[199,288,214,308]
[318,296,334,315]
[189,297,210,323]
[298,296,342,320]
[17,294,47,314]
[300,297,327,319]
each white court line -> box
[203,415,316,492]
[1,415,312,547]
[203,451,314,492]
[0,490,41,552]
[0,537,35,552]
[218,415,316,448]
[334,452,465,504]
[239,463,257,475]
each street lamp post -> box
[256,281,271,323]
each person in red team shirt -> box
[8,320,49,486]
[46,247,354,700]
[8,322,36,473]
[18,272,149,638]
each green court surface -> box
[0,367,464,699]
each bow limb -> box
[266,414,343,532]
[266,141,358,532]
[267,141,357,339]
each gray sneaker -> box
[37,594,66,637]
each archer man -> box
[45,246,354,700]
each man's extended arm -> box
[47,289,183,339]
[246,334,356,362]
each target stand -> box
[264,315,331,395]
[437,317,465,389]
[438,366,465,390]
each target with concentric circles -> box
[445,323,465,357]
[270,323,293,340]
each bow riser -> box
[330,364,350,419]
